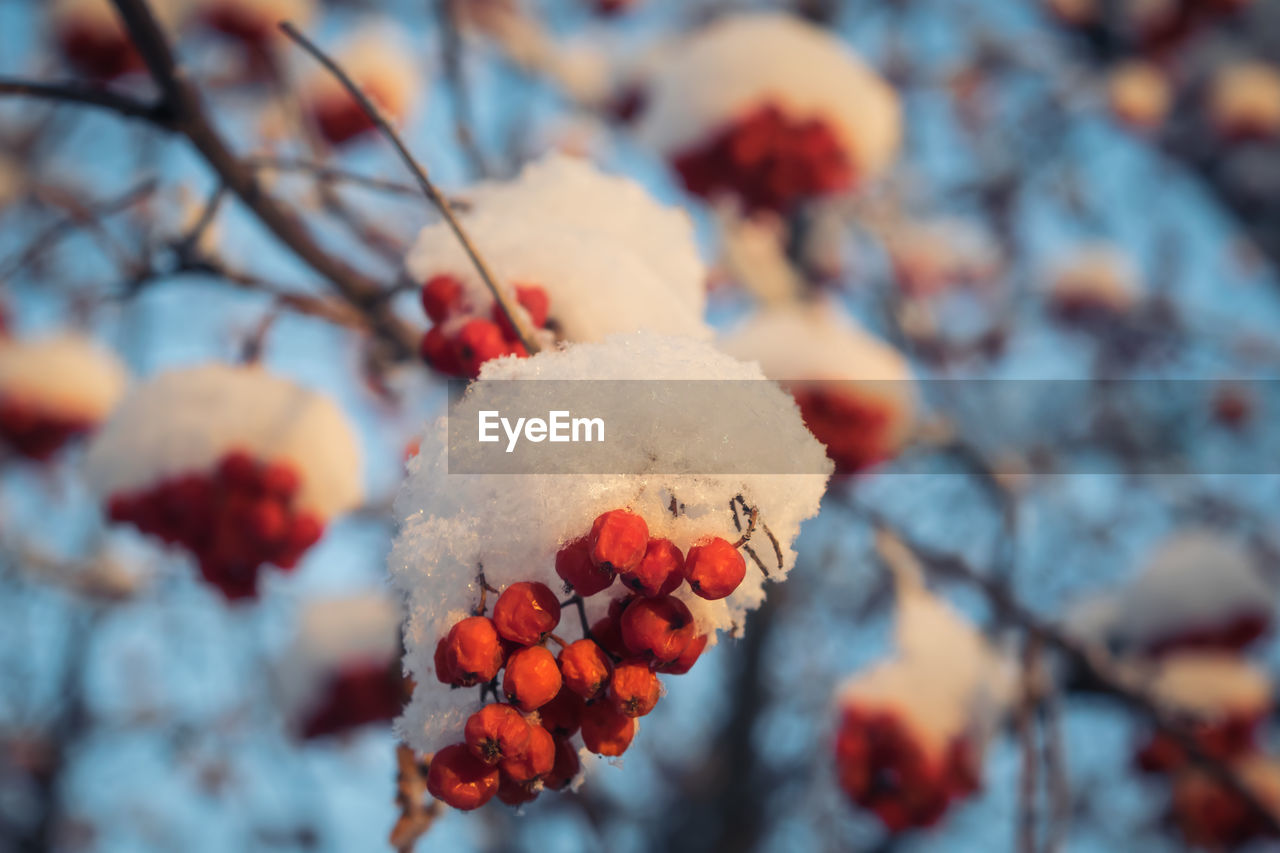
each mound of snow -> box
[0,332,128,422]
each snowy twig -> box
[279,21,541,355]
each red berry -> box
[218,450,259,492]
[503,646,562,712]
[421,274,464,323]
[499,723,555,782]
[588,510,649,573]
[492,581,561,646]
[454,319,510,378]
[580,701,637,756]
[442,617,505,686]
[684,537,746,600]
[536,686,584,738]
[589,616,629,660]
[620,595,695,663]
[657,633,708,675]
[543,737,581,790]
[555,537,615,597]
[496,774,540,806]
[620,538,685,596]
[558,639,613,699]
[608,659,661,717]
[426,743,499,810]
[516,284,550,327]
[420,327,462,375]
[464,703,532,765]
[260,462,299,499]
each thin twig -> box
[435,0,491,178]
[0,78,169,124]
[278,20,540,355]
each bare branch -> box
[435,0,492,178]
[0,78,169,125]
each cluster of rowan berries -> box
[57,17,140,81]
[672,104,853,214]
[834,706,980,832]
[418,275,549,379]
[0,397,93,462]
[107,450,323,600]
[788,384,894,476]
[425,508,751,810]
[301,657,413,739]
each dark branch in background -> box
[87,0,419,360]
[436,0,491,178]
[246,157,421,198]
[279,21,541,356]
[0,78,170,125]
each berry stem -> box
[559,594,594,642]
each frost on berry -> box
[280,594,408,739]
[503,645,563,712]
[0,332,127,462]
[634,14,900,211]
[1064,531,1272,656]
[684,538,747,601]
[558,639,614,700]
[390,333,829,759]
[719,303,916,475]
[84,364,362,599]
[492,581,562,646]
[465,704,533,765]
[406,156,712,380]
[608,659,662,718]
[426,744,500,811]
[620,595,695,662]
[580,701,637,756]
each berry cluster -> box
[308,92,380,147]
[57,19,141,81]
[672,104,853,214]
[1171,767,1277,850]
[1145,612,1270,657]
[788,384,895,476]
[834,706,980,832]
[0,396,93,462]
[201,4,276,47]
[106,450,323,600]
[300,657,414,739]
[426,508,752,811]
[1136,712,1261,775]
[417,275,549,378]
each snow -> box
[1210,62,1280,137]
[1145,652,1271,720]
[406,156,710,345]
[883,219,1002,296]
[279,592,402,713]
[299,22,420,121]
[0,332,128,422]
[84,364,363,519]
[1046,243,1143,313]
[390,332,832,753]
[634,13,901,185]
[1108,62,1172,130]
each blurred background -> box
[3,0,1280,851]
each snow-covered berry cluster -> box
[833,536,1014,831]
[299,25,418,147]
[720,304,915,476]
[1045,244,1143,323]
[633,14,900,213]
[196,0,313,48]
[426,506,753,810]
[392,333,831,805]
[85,364,362,600]
[0,332,127,462]
[407,155,710,379]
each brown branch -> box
[0,78,169,125]
[245,157,420,197]
[103,0,417,360]
[390,744,441,852]
[278,20,541,355]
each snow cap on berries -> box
[1146,652,1272,721]
[634,13,901,186]
[0,332,128,425]
[391,332,831,753]
[84,363,363,520]
[1046,243,1143,315]
[406,156,710,346]
[1209,61,1280,139]
[298,21,420,124]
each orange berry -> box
[656,632,708,675]
[496,773,540,806]
[620,595,695,663]
[609,659,661,717]
[433,637,455,684]
[537,686,584,737]
[558,639,613,699]
[543,737,581,790]
[499,723,555,782]
[503,645,563,712]
[580,701,637,756]
[620,537,685,596]
[443,616,505,686]
[426,743,499,810]
[492,581,561,646]
[555,536,615,597]
[588,510,649,573]
[684,537,746,600]
[589,615,629,660]
[464,703,532,765]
